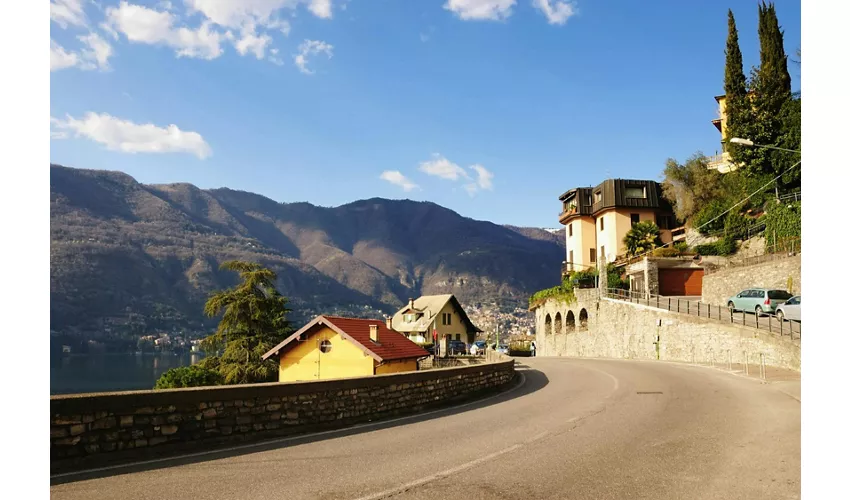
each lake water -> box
[50,353,206,395]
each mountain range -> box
[50,164,565,344]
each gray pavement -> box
[50,358,801,500]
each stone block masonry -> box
[51,361,514,473]
[534,290,799,372]
[702,255,801,307]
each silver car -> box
[775,296,801,322]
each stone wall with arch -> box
[531,288,800,371]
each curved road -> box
[51,358,801,500]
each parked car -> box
[495,344,509,354]
[775,295,801,322]
[447,340,468,355]
[726,288,794,316]
[470,340,487,355]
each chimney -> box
[385,315,392,330]
[370,324,379,343]
[408,298,415,310]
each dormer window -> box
[403,313,417,322]
[625,186,646,199]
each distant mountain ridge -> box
[50,164,565,342]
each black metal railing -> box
[603,288,801,340]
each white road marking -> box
[51,371,527,480]
[352,430,551,500]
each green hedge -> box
[154,364,224,389]
[694,236,737,256]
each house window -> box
[403,313,414,322]
[568,223,573,237]
[319,340,332,353]
[455,334,461,341]
[585,194,592,206]
[590,248,596,263]
[601,246,605,261]
[625,186,646,199]
[442,313,452,326]
[657,215,671,230]
[630,214,640,227]
[569,250,574,265]
[594,192,602,203]
[599,216,604,231]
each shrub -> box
[692,200,728,234]
[673,241,690,252]
[763,201,801,246]
[652,247,681,257]
[694,236,737,256]
[154,364,224,389]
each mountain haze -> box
[50,165,564,342]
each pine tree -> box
[723,9,753,164]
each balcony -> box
[706,152,737,174]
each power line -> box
[618,159,802,265]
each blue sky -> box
[50,0,801,228]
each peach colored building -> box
[558,179,675,273]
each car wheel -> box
[776,310,785,322]
[727,301,736,312]
[755,305,763,316]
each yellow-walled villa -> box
[559,179,675,270]
[262,316,430,383]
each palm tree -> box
[623,221,662,257]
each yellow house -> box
[389,295,482,345]
[707,94,739,174]
[261,315,430,383]
[559,179,675,270]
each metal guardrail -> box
[603,288,801,340]
[778,191,801,203]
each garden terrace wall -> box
[51,360,515,473]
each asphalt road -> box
[50,358,801,500]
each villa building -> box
[558,179,675,273]
[706,94,740,174]
[390,295,482,345]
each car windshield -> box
[768,290,793,300]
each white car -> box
[775,296,801,322]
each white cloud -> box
[50,41,80,71]
[418,154,470,181]
[419,154,493,196]
[50,34,113,72]
[532,0,577,25]
[50,112,212,159]
[308,0,333,19]
[78,32,113,70]
[380,171,419,192]
[464,164,494,195]
[233,25,273,59]
[51,0,87,29]
[105,2,225,60]
[443,0,515,21]
[294,39,333,74]
[185,0,332,28]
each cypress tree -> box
[740,2,796,191]
[723,9,752,164]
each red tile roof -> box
[320,316,430,361]
[261,315,430,362]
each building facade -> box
[262,316,429,382]
[706,94,739,174]
[390,295,482,345]
[559,179,675,272]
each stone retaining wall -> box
[534,292,800,371]
[51,361,515,472]
[702,254,801,307]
